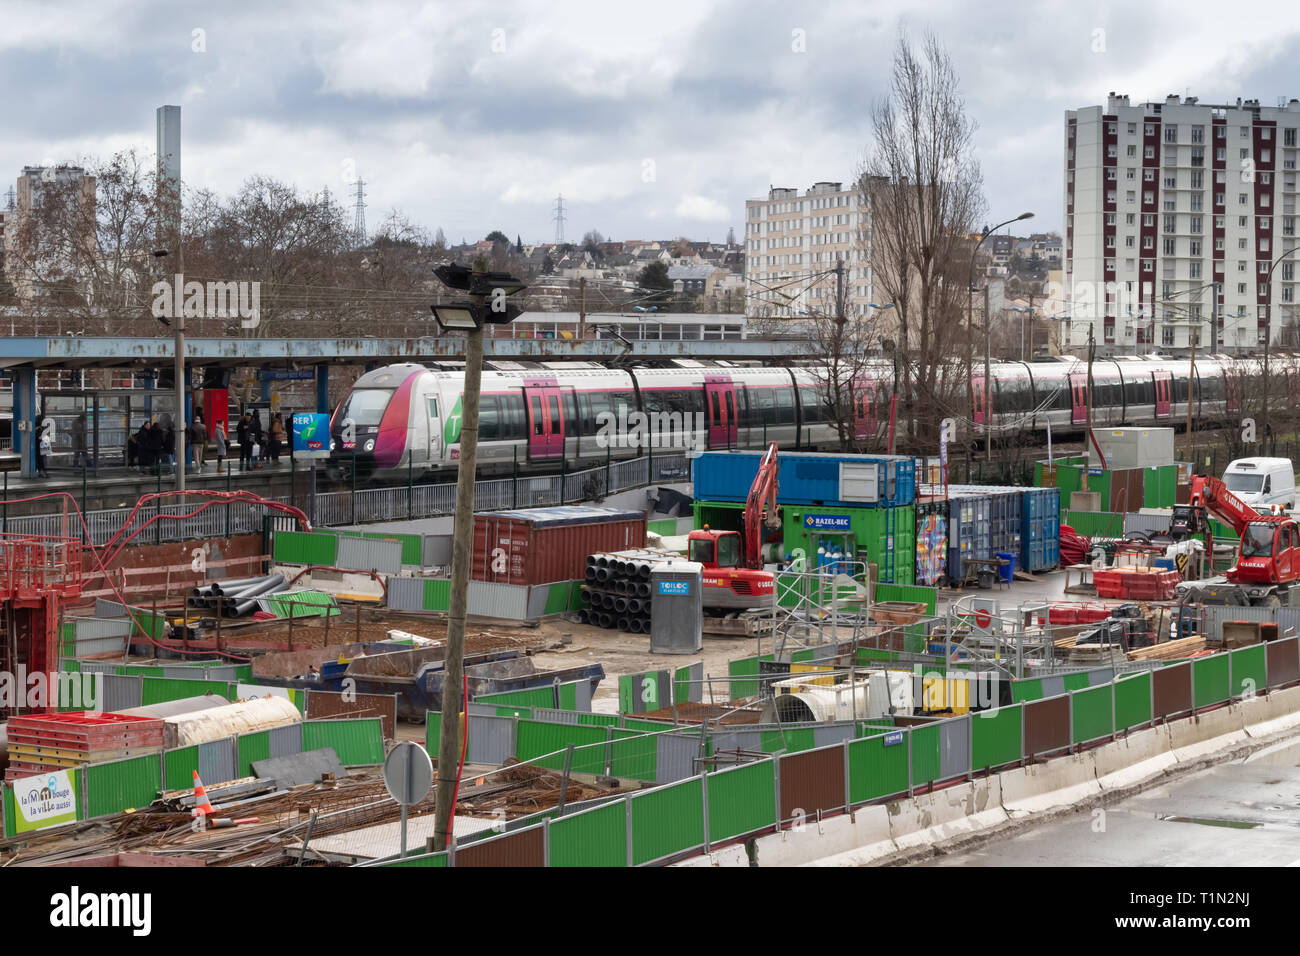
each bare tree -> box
[804,305,884,451]
[858,29,986,450]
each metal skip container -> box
[649,560,703,654]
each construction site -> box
[0,417,1298,872]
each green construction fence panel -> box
[1231,644,1267,698]
[57,671,101,711]
[760,727,815,754]
[706,759,776,842]
[302,718,385,766]
[1062,672,1092,692]
[971,705,1023,770]
[84,754,162,819]
[620,717,672,733]
[163,745,201,791]
[423,579,451,612]
[543,580,578,616]
[619,671,670,713]
[263,591,340,619]
[1070,684,1114,744]
[236,730,270,779]
[1012,678,1045,703]
[630,778,705,865]
[557,680,579,711]
[674,663,697,706]
[273,530,338,567]
[515,721,607,774]
[728,655,770,699]
[142,677,229,707]
[609,728,657,781]
[576,712,619,727]
[908,723,941,785]
[1062,511,1125,539]
[1114,672,1153,730]
[548,799,627,867]
[848,732,909,803]
[2,784,15,837]
[873,583,938,616]
[425,712,441,757]
[383,851,450,867]
[1192,653,1231,709]
[475,686,553,709]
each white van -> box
[1222,457,1296,511]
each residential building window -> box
[1125,235,1135,248]
[1164,215,1176,232]
[1286,129,1297,147]
[1240,193,1249,204]
[1262,194,1271,207]
[1163,237,1176,255]
[1107,168,1117,181]
[1127,144,1137,157]
[1215,193,1225,206]
[1145,145,1155,160]
[1239,282,1248,294]
[1144,168,1155,181]
[1262,128,1272,140]
[1192,147,1204,167]
[1240,216,1249,227]
[1241,149,1250,160]
[1285,218,1296,236]
[1125,190,1134,203]
[1217,147,1226,161]
[1165,125,1178,143]
[1145,124,1155,136]
[1215,237,1224,250]
[1263,149,1272,163]
[1215,216,1224,229]
[1190,261,1202,278]
[1127,168,1136,180]
[1107,145,1118,158]
[1144,214,1154,226]
[1241,126,1249,137]
[1191,194,1204,211]
[1127,213,1137,225]
[1262,216,1271,230]
[1191,170,1204,188]
[1163,175,1176,188]
[1190,215,1203,233]
[1262,172,1271,184]
[1192,126,1205,144]
[1162,326,1175,346]
[1190,239,1202,256]
[1144,235,1154,250]
[1105,212,1116,225]
[1142,260,1153,272]
[1106,235,1116,248]
[1216,125,1226,139]
[1127,123,1137,135]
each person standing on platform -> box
[269,413,286,465]
[35,417,52,478]
[72,412,89,469]
[236,413,252,472]
[214,419,227,474]
[190,414,207,473]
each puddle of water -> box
[1161,815,1262,829]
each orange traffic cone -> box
[192,770,216,819]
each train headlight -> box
[364,439,375,452]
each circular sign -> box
[382,741,434,806]
[974,609,991,628]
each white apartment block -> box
[744,181,873,319]
[1066,93,1300,355]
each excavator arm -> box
[1189,475,1264,537]
[742,442,780,570]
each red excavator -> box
[1176,474,1300,607]
[687,442,780,614]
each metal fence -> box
[3,453,691,547]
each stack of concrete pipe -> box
[186,574,288,618]
[580,549,680,633]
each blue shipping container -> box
[693,451,915,508]
[1020,486,1061,571]
[946,492,991,584]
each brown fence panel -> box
[1152,662,1193,719]
[1024,695,1070,757]
[455,824,545,867]
[306,691,398,739]
[779,746,845,821]
[1267,637,1300,689]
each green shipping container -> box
[781,504,915,585]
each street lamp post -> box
[430,262,526,854]
[152,248,185,490]
[968,212,1033,463]
[1262,246,1300,445]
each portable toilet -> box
[649,561,703,654]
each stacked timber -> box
[1127,636,1206,661]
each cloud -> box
[674,194,730,221]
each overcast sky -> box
[3,0,1299,245]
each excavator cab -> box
[688,527,742,568]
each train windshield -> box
[1241,523,1276,557]
[1225,472,1264,494]
[336,388,392,427]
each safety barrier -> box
[381,636,1300,867]
[0,716,385,838]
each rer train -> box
[327,355,1299,479]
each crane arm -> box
[1189,475,1263,536]
[743,442,780,569]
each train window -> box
[500,393,526,440]
[479,396,500,441]
[998,377,1033,413]
[1173,376,1189,402]
[529,396,544,436]
[733,386,749,427]
[1125,377,1154,406]
[775,387,796,424]
[799,386,825,423]
[751,388,775,423]
[1201,374,1224,401]
[548,396,561,434]
[428,398,439,421]
[584,392,612,433]
[709,390,721,422]
[563,392,579,436]
[609,391,635,418]
[336,388,392,426]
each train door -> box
[1154,371,1172,418]
[1225,370,1240,414]
[972,375,988,428]
[852,376,876,441]
[1068,373,1088,425]
[524,381,564,460]
[705,377,737,449]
